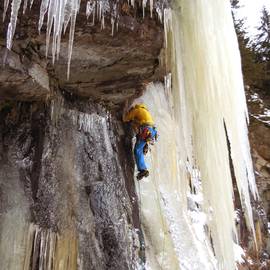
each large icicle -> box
[5,0,81,78]
[3,0,11,22]
[38,0,49,33]
[6,0,22,49]
[43,0,81,78]
[67,0,80,79]
[162,0,257,268]
[134,1,258,269]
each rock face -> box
[248,90,270,248]
[235,89,270,269]
[0,1,164,108]
[0,2,164,269]
[0,97,143,269]
[0,47,50,100]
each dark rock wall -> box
[235,90,270,269]
[0,3,163,267]
[0,95,142,270]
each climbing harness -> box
[137,126,158,144]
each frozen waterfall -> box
[1,0,258,270]
[134,1,258,269]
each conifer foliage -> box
[231,1,270,94]
[256,7,270,62]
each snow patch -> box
[233,243,245,264]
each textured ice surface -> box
[134,83,218,270]
[134,1,257,269]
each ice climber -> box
[123,104,157,180]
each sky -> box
[236,0,270,37]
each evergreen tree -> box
[253,7,270,93]
[255,7,270,62]
[230,0,265,87]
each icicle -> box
[38,0,49,33]
[142,0,147,18]
[163,8,172,48]
[63,1,72,34]
[6,0,22,50]
[150,0,153,18]
[98,0,102,21]
[92,4,95,25]
[155,6,163,23]
[23,0,28,14]
[56,30,62,61]
[111,3,117,36]
[30,0,34,9]
[67,0,80,80]
[54,0,66,63]
[45,0,55,58]
[111,17,115,36]
[3,0,10,22]
[86,0,91,19]
[164,73,171,94]
[51,0,59,64]
[101,15,105,30]
[86,0,95,20]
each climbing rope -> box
[135,156,166,269]
[137,179,147,270]
[137,179,142,220]
[151,167,166,269]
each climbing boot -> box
[137,170,149,180]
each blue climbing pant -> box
[134,126,157,171]
[134,139,147,171]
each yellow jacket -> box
[123,104,154,126]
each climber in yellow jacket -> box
[123,104,154,130]
[123,104,157,180]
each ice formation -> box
[3,0,82,78]
[3,0,161,78]
[2,0,258,269]
[135,83,218,270]
[134,1,258,269]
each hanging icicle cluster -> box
[3,0,82,79]
[3,0,169,79]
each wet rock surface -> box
[0,96,143,269]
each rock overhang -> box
[0,0,167,108]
